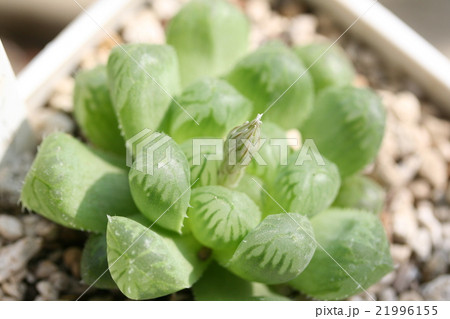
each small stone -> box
[422,275,450,301]
[80,34,122,70]
[391,189,418,244]
[122,10,165,44]
[48,77,74,113]
[409,179,431,200]
[423,251,448,281]
[259,14,289,39]
[399,290,424,301]
[434,206,450,223]
[390,244,411,265]
[0,152,34,208]
[347,295,364,301]
[63,247,82,278]
[26,271,36,284]
[28,108,75,142]
[245,0,271,23]
[0,215,24,241]
[48,272,71,291]
[390,91,421,124]
[0,237,43,282]
[419,149,447,190]
[22,215,40,237]
[417,201,443,247]
[36,281,58,300]
[423,115,450,140]
[35,220,59,241]
[288,14,318,45]
[10,268,27,283]
[378,287,397,301]
[277,0,305,17]
[393,263,419,292]
[410,228,432,261]
[353,74,369,88]
[152,0,181,20]
[35,260,59,279]
[379,271,396,287]
[1,280,26,299]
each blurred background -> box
[1,0,450,73]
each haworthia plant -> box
[246,122,288,184]
[168,78,252,143]
[234,174,263,208]
[128,132,191,233]
[333,175,385,214]
[226,43,314,130]
[74,65,125,155]
[193,262,289,301]
[290,208,393,300]
[21,133,137,233]
[226,213,316,284]
[21,0,392,301]
[180,138,221,188]
[81,233,117,289]
[263,153,340,218]
[167,0,249,87]
[302,86,386,177]
[188,186,261,253]
[107,216,209,300]
[294,42,355,93]
[107,44,180,140]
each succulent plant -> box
[21,0,392,301]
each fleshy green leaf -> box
[301,87,385,177]
[180,138,220,188]
[74,65,125,155]
[168,78,252,144]
[333,175,385,214]
[128,133,190,233]
[107,216,210,300]
[20,133,137,233]
[227,43,314,129]
[234,174,263,208]
[226,213,316,284]
[107,44,180,140]
[294,42,355,93]
[193,262,289,301]
[263,154,340,218]
[167,0,249,87]
[81,233,117,289]
[188,186,261,252]
[246,121,288,183]
[290,208,393,300]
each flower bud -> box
[218,114,262,188]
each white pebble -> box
[288,14,318,45]
[0,215,24,241]
[122,10,165,44]
[417,201,443,247]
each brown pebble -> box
[48,272,71,291]
[1,280,26,299]
[35,260,59,279]
[63,247,82,278]
[409,179,431,200]
[399,290,424,301]
[36,281,59,300]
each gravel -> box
[0,0,449,301]
[0,215,24,241]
